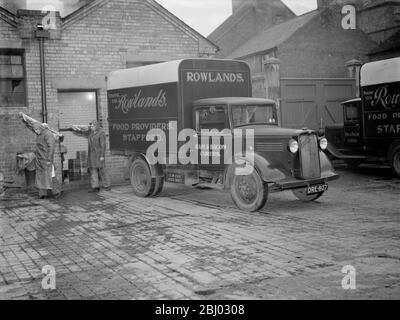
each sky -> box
[1,0,318,37]
[156,0,318,36]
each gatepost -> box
[345,59,363,97]
[263,57,281,125]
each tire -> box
[130,158,155,197]
[230,168,268,212]
[292,188,324,202]
[152,176,164,196]
[390,145,400,178]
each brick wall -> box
[278,11,376,78]
[0,14,38,181]
[0,0,216,183]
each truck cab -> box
[190,97,338,211]
[342,98,363,148]
[325,98,366,167]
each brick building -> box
[0,0,217,183]
[209,0,399,130]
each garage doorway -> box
[58,90,98,181]
[280,78,355,130]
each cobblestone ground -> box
[0,166,399,300]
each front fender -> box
[320,151,335,176]
[224,152,287,188]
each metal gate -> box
[280,78,355,130]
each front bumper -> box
[270,173,340,192]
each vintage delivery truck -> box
[325,57,400,177]
[107,59,338,211]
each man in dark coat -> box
[71,120,111,192]
[33,124,62,199]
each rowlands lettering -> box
[115,89,167,114]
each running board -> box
[327,143,366,160]
[193,183,224,190]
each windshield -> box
[232,104,278,127]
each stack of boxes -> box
[68,151,88,181]
[77,151,88,180]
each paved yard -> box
[0,166,399,300]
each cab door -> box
[343,100,363,148]
[194,105,232,174]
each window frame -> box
[231,104,279,128]
[194,105,229,132]
[0,49,27,107]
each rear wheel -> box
[130,158,155,197]
[152,176,164,196]
[230,168,268,212]
[292,188,324,202]
[390,146,400,178]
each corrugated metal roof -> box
[226,10,320,59]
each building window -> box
[0,49,26,107]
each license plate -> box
[307,184,328,195]
[166,173,185,184]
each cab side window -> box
[196,106,227,131]
[345,103,360,121]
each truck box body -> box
[107,59,251,154]
[360,57,400,141]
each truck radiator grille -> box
[255,142,284,152]
[299,134,321,180]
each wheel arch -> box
[223,152,286,188]
[320,150,335,175]
[387,139,400,159]
[128,152,164,178]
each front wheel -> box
[390,145,400,178]
[292,188,324,202]
[130,158,155,197]
[230,168,268,212]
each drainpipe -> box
[35,28,50,123]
